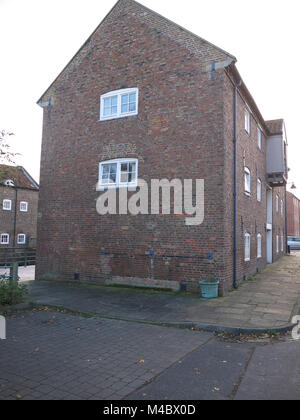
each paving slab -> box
[24,255,300,331]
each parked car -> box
[287,237,300,250]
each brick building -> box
[286,191,300,238]
[36,0,287,294]
[0,165,39,249]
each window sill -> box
[99,112,138,122]
[96,183,138,191]
[244,192,251,197]
[244,258,250,262]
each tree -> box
[0,130,16,163]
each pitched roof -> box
[37,0,236,104]
[265,119,284,135]
[0,165,39,190]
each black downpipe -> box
[233,81,242,289]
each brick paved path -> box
[28,255,300,330]
[0,309,211,400]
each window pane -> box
[111,96,118,106]
[121,104,129,113]
[103,107,111,116]
[120,173,128,183]
[129,102,136,112]
[102,165,110,174]
[129,93,136,103]
[109,173,116,183]
[104,98,111,108]
[121,94,128,105]
[109,164,117,174]
[129,163,136,172]
[121,163,128,172]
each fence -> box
[0,247,36,268]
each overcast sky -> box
[1,0,299,195]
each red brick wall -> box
[0,186,38,248]
[222,69,286,287]
[287,191,300,237]
[36,0,286,294]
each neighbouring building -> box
[0,165,39,249]
[36,0,287,294]
[286,191,300,238]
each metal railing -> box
[0,247,36,268]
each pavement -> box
[1,309,300,400]
[26,254,300,332]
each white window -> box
[276,195,279,212]
[257,234,262,258]
[3,199,12,211]
[0,233,9,245]
[244,167,251,195]
[276,235,279,253]
[281,235,284,252]
[17,234,26,244]
[257,178,262,202]
[245,233,251,261]
[98,158,138,189]
[20,201,28,212]
[257,127,262,150]
[245,108,250,134]
[281,199,283,216]
[100,88,138,121]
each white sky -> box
[1,0,299,195]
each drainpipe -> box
[233,80,242,289]
[13,186,18,249]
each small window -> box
[100,88,138,121]
[98,158,138,189]
[276,195,279,213]
[245,108,250,134]
[276,235,279,253]
[257,128,262,150]
[20,201,28,212]
[257,234,262,258]
[281,199,283,216]
[0,233,9,245]
[244,167,251,195]
[17,234,26,244]
[245,233,251,261]
[3,199,12,211]
[257,178,262,202]
[281,235,284,252]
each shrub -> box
[0,275,28,306]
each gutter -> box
[233,80,242,289]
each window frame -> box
[0,233,10,245]
[244,167,251,195]
[97,158,138,190]
[245,232,251,262]
[3,199,12,211]
[20,201,28,212]
[245,108,250,134]
[99,88,139,121]
[257,233,262,259]
[257,178,262,202]
[257,127,262,150]
[17,233,26,245]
